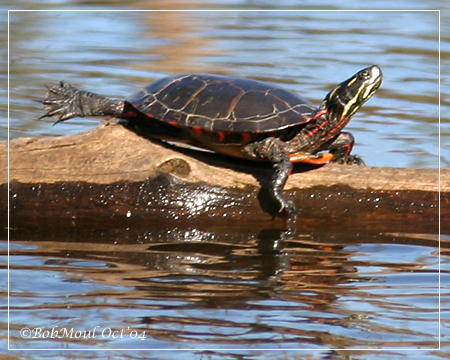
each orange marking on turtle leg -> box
[289,153,308,162]
[289,152,333,164]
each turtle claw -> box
[39,81,84,123]
[332,155,366,166]
[277,197,298,217]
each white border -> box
[7,8,441,352]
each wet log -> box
[1,122,447,231]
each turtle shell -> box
[126,74,317,135]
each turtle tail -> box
[39,81,125,125]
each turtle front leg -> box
[245,137,297,216]
[326,132,366,166]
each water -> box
[2,2,448,359]
[3,222,446,357]
[5,5,447,167]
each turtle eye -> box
[359,70,371,80]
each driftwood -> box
[1,122,447,232]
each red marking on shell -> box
[123,110,137,117]
[241,132,251,142]
[218,131,226,142]
[192,126,203,136]
[169,121,179,127]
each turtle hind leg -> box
[39,81,125,124]
[245,137,297,216]
[326,132,366,166]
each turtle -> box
[40,65,382,216]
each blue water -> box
[5,5,448,168]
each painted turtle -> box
[40,65,382,216]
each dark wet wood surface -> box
[2,122,447,231]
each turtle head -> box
[321,65,382,124]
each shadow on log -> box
[1,122,447,232]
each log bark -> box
[1,122,447,232]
